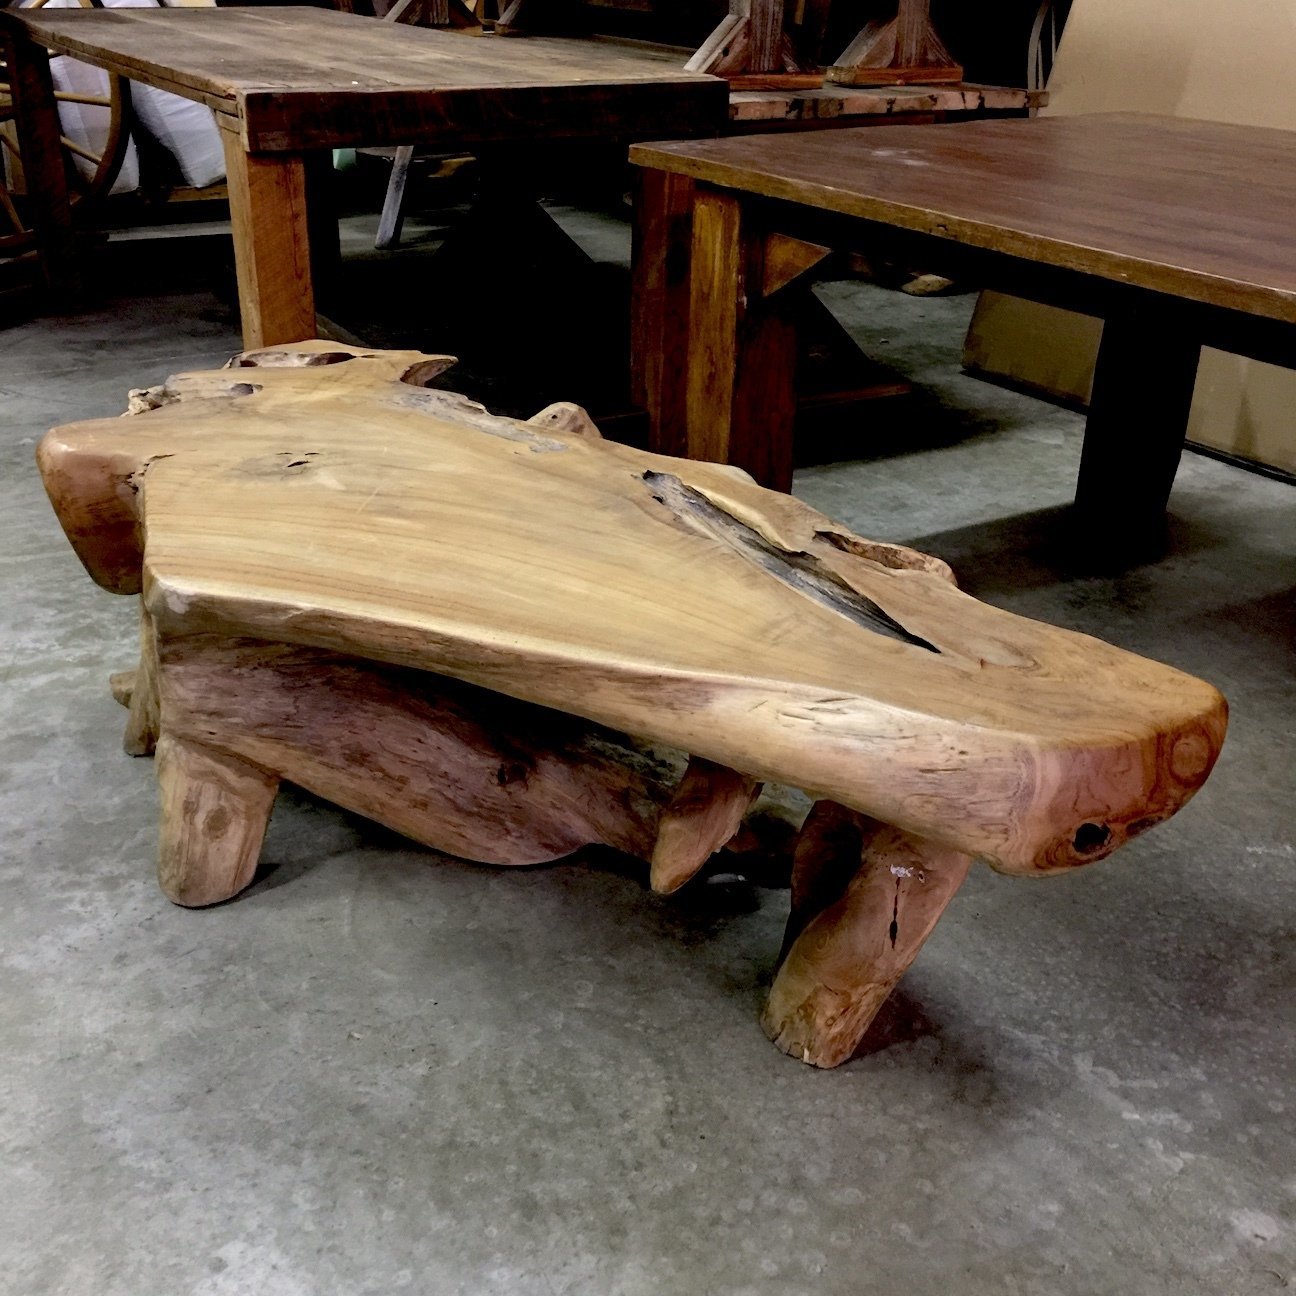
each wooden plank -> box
[631,115,1296,325]
[746,0,783,74]
[238,78,728,152]
[0,11,727,151]
[631,167,695,454]
[728,82,1040,122]
[1,9,719,95]
[683,187,798,490]
[684,13,742,73]
[220,129,315,348]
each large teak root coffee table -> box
[39,343,1227,1067]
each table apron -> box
[712,188,1296,369]
[235,82,728,153]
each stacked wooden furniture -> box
[39,342,1227,1067]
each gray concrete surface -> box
[1,211,1293,1296]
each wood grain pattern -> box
[629,167,695,439]
[38,342,1231,1065]
[220,129,315,348]
[0,9,728,151]
[650,757,759,894]
[156,733,279,907]
[158,637,681,880]
[726,82,1044,123]
[827,0,963,87]
[684,187,800,490]
[38,343,1228,881]
[764,807,972,1067]
[632,114,1296,324]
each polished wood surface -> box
[0,8,727,150]
[632,113,1296,533]
[40,343,1225,878]
[633,113,1296,324]
[39,343,1227,1064]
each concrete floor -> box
[1,209,1293,1296]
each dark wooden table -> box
[1,6,726,347]
[630,113,1296,540]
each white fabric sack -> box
[100,0,226,189]
[49,54,141,195]
[40,0,139,195]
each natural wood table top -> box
[632,113,1296,324]
[39,342,1225,876]
[0,7,727,149]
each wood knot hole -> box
[1072,822,1111,853]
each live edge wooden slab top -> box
[631,113,1296,323]
[42,344,1224,877]
[39,344,1227,1066]
[0,7,727,150]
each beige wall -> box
[963,0,1296,473]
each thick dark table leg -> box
[5,31,79,299]
[1074,305,1202,546]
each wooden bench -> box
[38,343,1228,1067]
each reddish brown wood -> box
[0,8,728,152]
[684,187,799,491]
[631,116,1296,325]
[631,115,1296,527]
[631,167,696,456]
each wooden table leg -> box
[1074,304,1202,543]
[4,31,79,299]
[631,167,696,457]
[220,126,316,348]
[762,801,972,1068]
[684,188,800,491]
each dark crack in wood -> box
[643,472,939,653]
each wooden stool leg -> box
[762,803,971,1067]
[122,600,161,757]
[156,734,279,908]
[685,188,799,492]
[220,127,316,349]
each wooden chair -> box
[38,342,1227,1067]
